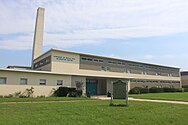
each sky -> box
[0,0,188,71]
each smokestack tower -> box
[31,7,45,69]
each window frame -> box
[40,79,46,85]
[0,77,7,84]
[57,80,63,86]
[20,78,28,85]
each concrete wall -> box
[0,70,72,97]
[71,76,86,95]
[49,50,180,85]
[51,50,80,73]
[181,75,188,86]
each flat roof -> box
[34,48,180,69]
[0,68,131,79]
[181,71,188,76]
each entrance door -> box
[86,79,98,95]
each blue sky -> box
[0,0,188,71]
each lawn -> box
[0,96,89,103]
[129,92,188,102]
[0,99,188,125]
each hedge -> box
[129,87,184,94]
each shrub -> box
[129,87,142,94]
[149,87,163,93]
[184,88,188,92]
[37,95,45,98]
[76,90,83,97]
[163,87,176,92]
[4,94,13,98]
[140,88,149,94]
[14,91,22,98]
[175,88,183,92]
[53,87,69,97]
[68,91,77,97]
[19,95,27,98]
[22,87,34,97]
[0,95,3,98]
[182,85,188,88]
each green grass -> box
[0,100,188,125]
[129,92,188,102]
[0,96,89,103]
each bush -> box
[0,95,3,98]
[149,87,163,93]
[76,90,83,97]
[140,88,149,94]
[129,87,142,94]
[184,88,188,92]
[175,88,183,92]
[14,91,22,98]
[4,94,13,98]
[53,87,69,97]
[163,87,175,92]
[19,95,27,98]
[182,85,188,88]
[37,95,45,98]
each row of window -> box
[0,77,63,86]
[130,80,180,84]
[100,66,178,77]
[34,56,51,69]
[80,56,178,72]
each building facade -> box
[181,72,188,87]
[0,8,182,97]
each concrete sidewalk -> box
[91,96,188,105]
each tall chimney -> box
[31,7,45,69]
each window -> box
[57,80,63,86]
[99,60,104,63]
[0,77,6,84]
[94,59,99,62]
[40,79,46,85]
[20,78,27,85]
[81,57,87,60]
[87,58,92,61]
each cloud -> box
[0,0,188,50]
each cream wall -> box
[51,50,80,73]
[33,50,180,84]
[0,85,56,97]
[71,76,86,95]
[0,70,72,97]
[181,75,188,86]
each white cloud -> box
[0,0,188,50]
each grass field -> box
[0,99,188,125]
[0,96,89,102]
[129,92,188,102]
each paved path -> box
[91,96,188,105]
[129,98,188,105]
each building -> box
[181,72,188,87]
[0,8,181,97]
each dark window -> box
[57,80,63,86]
[0,77,6,84]
[99,60,104,63]
[87,58,92,61]
[20,78,28,85]
[40,79,46,85]
[81,57,87,60]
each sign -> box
[53,56,76,62]
[113,80,127,99]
